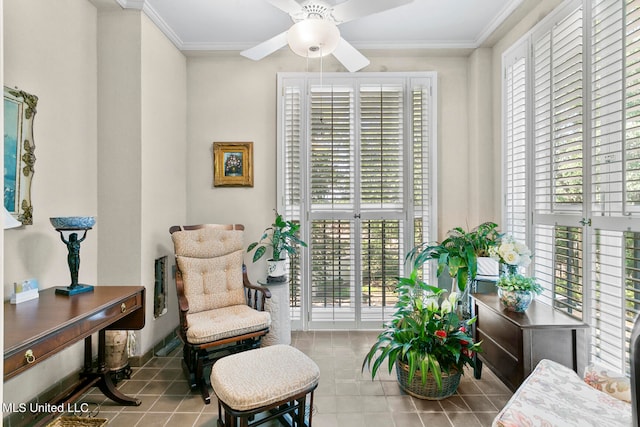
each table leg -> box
[82,330,141,406]
[83,336,93,372]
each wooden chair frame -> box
[169,224,271,403]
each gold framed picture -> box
[213,142,254,187]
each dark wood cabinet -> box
[472,293,588,391]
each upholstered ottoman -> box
[210,344,320,427]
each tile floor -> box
[77,331,512,427]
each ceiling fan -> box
[240,0,414,72]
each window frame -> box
[501,0,640,373]
[276,72,438,330]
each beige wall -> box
[4,0,99,295]
[97,9,143,285]
[3,0,187,406]
[139,13,187,349]
[3,0,99,405]
[96,7,186,356]
[186,51,482,282]
[468,48,497,225]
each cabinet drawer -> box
[478,331,521,391]
[477,307,520,356]
[4,335,63,378]
[93,293,142,326]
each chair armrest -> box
[175,269,190,313]
[243,269,271,311]
[174,268,190,337]
[244,277,272,299]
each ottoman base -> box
[216,385,315,427]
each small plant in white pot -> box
[247,211,307,282]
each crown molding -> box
[114,0,522,53]
[115,0,145,10]
[141,1,184,48]
[475,0,525,46]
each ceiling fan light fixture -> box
[287,19,340,58]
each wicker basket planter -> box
[395,360,461,400]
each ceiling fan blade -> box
[240,32,289,61]
[331,0,414,24]
[266,0,302,15]
[332,38,370,73]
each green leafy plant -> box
[468,222,501,257]
[362,269,481,390]
[406,222,500,292]
[247,211,307,262]
[496,273,542,294]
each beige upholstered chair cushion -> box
[172,228,246,313]
[185,305,271,344]
[176,252,245,313]
[210,345,320,412]
[172,228,243,259]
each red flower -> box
[460,339,469,346]
[459,326,467,333]
[435,330,447,339]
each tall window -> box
[277,72,437,330]
[503,0,640,373]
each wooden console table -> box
[4,286,145,424]
[472,293,588,391]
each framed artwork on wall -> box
[4,86,38,225]
[213,141,254,187]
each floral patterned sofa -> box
[493,317,640,427]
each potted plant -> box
[468,222,501,278]
[406,222,500,294]
[495,273,542,312]
[247,211,307,281]
[362,269,481,400]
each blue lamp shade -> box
[4,208,21,229]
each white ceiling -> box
[112,0,526,52]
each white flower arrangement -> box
[489,235,532,274]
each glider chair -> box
[169,224,272,403]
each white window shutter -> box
[504,43,528,243]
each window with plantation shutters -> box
[413,82,434,251]
[310,85,354,208]
[529,2,586,324]
[502,0,640,374]
[277,72,437,329]
[360,84,403,209]
[589,0,640,373]
[504,42,528,243]
[281,83,304,320]
[533,6,584,215]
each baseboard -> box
[129,330,180,367]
